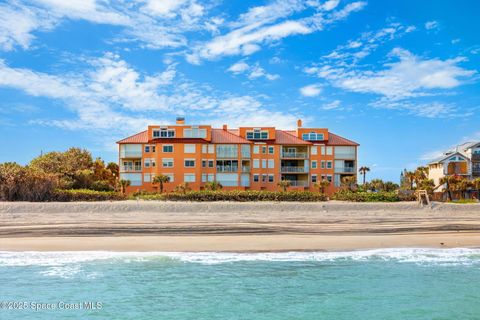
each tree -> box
[175,182,191,194]
[152,174,170,193]
[341,176,357,192]
[404,171,416,190]
[439,176,453,201]
[314,179,330,194]
[119,179,130,195]
[358,166,370,185]
[205,181,223,191]
[472,178,480,200]
[277,180,291,192]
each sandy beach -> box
[1,201,479,251]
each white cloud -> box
[322,100,341,110]
[188,1,366,63]
[425,20,439,30]
[322,0,340,11]
[309,48,476,100]
[451,38,460,44]
[300,84,322,97]
[227,60,279,80]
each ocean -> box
[1,249,479,319]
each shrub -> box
[134,190,327,202]
[332,190,401,202]
[53,189,126,201]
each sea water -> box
[1,249,480,319]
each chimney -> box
[222,124,228,131]
[297,119,303,128]
[176,116,185,125]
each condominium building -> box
[428,142,480,189]
[117,117,359,195]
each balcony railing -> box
[242,166,251,173]
[120,151,143,158]
[217,166,238,173]
[121,165,142,172]
[281,166,307,173]
[335,167,355,173]
[285,180,309,187]
[281,152,308,159]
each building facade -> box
[428,142,480,189]
[117,118,359,195]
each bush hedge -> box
[53,189,126,201]
[133,190,327,202]
[332,190,402,202]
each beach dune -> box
[1,201,479,251]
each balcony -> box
[281,166,307,173]
[121,165,142,172]
[281,152,308,159]
[472,154,480,161]
[120,151,143,158]
[242,166,251,173]
[217,166,238,173]
[285,180,309,187]
[334,166,355,173]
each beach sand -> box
[1,201,479,251]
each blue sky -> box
[0,0,479,182]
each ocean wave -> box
[1,248,480,267]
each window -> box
[253,159,260,168]
[302,132,324,141]
[163,145,173,153]
[312,161,317,169]
[262,146,267,154]
[202,144,208,153]
[120,173,142,186]
[253,174,259,182]
[184,144,196,153]
[152,146,156,152]
[326,146,333,156]
[241,144,251,158]
[262,159,267,168]
[216,145,238,158]
[253,145,260,154]
[268,174,274,183]
[311,174,317,183]
[145,146,150,153]
[208,160,214,168]
[144,158,156,168]
[320,146,325,155]
[321,161,325,169]
[201,173,207,182]
[334,146,355,159]
[201,173,214,182]
[246,129,269,140]
[268,146,274,154]
[267,159,274,168]
[202,160,207,168]
[144,173,152,182]
[184,159,195,167]
[262,174,267,182]
[311,146,317,155]
[184,128,207,138]
[153,128,175,138]
[162,158,173,168]
[208,145,215,154]
[184,174,195,182]
[166,174,174,182]
[327,161,332,169]
[322,174,332,183]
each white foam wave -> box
[1,248,480,266]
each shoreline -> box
[1,201,480,252]
[2,233,480,252]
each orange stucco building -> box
[117,118,359,195]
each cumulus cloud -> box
[300,84,322,97]
[425,20,439,30]
[227,60,279,80]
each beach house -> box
[117,118,359,195]
[428,142,480,189]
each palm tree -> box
[358,166,370,185]
[439,176,453,201]
[404,171,416,190]
[174,182,191,194]
[314,179,330,194]
[472,178,480,201]
[205,181,223,191]
[152,174,170,193]
[119,179,130,195]
[341,176,357,192]
[277,179,291,192]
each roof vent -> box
[223,124,228,131]
[176,117,185,124]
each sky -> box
[0,0,479,183]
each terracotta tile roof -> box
[275,130,311,145]
[211,129,252,144]
[116,130,148,144]
[327,132,359,146]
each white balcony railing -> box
[285,180,309,187]
[334,167,355,173]
[217,166,238,173]
[281,152,308,159]
[121,165,142,172]
[281,166,308,173]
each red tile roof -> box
[116,130,148,144]
[327,132,359,146]
[275,130,311,145]
[211,129,251,144]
